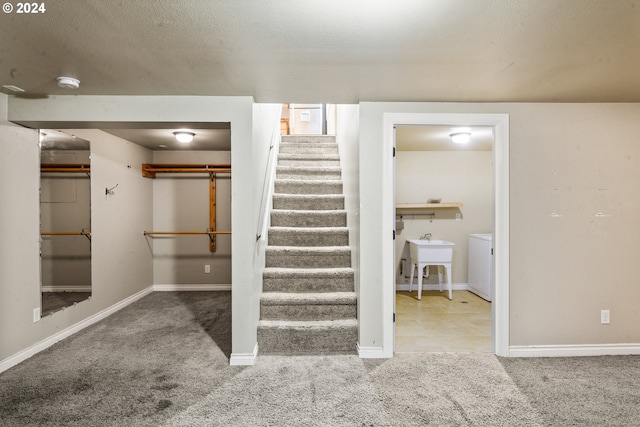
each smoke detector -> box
[57,76,80,89]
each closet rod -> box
[41,231,91,236]
[143,231,231,235]
[41,231,91,241]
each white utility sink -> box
[407,239,454,300]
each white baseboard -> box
[0,286,153,374]
[153,284,232,291]
[395,282,468,292]
[509,343,640,358]
[42,286,92,292]
[230,343,258,366]
[357,343,387,358]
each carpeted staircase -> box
[258,135,357,355]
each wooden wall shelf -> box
[41,164,90,173]
[396,202,463,210]
[141,163,230,178]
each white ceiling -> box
[103,128,231,151]
[2,0,640,104]
[39,123,232,151]
[3,1,640,150]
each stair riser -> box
[279,144,339,155]
[275,181,342,195]
[272,196,344,210]
[257,325,357,354]
[281,135,337,144]
[276,172,342,180]
[278,159,340,167]
[263,277,354,293]
[266,253,351,268]
[270,211,346,227]
[261,304,356,321]
[268,230,348,247]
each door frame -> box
[382,112,510,356]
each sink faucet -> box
[421,233,432,241]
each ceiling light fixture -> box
[56,76,80,89]
[450,132,471,144]
[173,131,195,143]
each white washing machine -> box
[468,234,493,301]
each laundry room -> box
[394,124,494,352]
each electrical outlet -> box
[33,308,40,323]
[455,213,461,221]
[204,264,211,274]
[601,309,610,325]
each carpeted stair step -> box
[274,179,343,194]
[260,292,357,320]
[266,246,351,268]
[272,194,344,210]
[268,226,349,247]
[281,135,336,144]
[263,267,354,293]
[276,165,342,180]
[270,209,346,227]
[257,319,357,355]
[278,142,339,155]
[259,134,356,356]
[277,153,340,167]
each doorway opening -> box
[382,112,509,357]
[280,104,336,135]
[394,124,493,352]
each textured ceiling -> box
[2,0,640,103]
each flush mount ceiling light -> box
[450,132,471,144]
[56,76,80,89]
[173,131,195,143]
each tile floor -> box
[395,290,491,353]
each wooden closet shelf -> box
[41,164,90,173]
[396,202,463,209]
[142,163,231,178]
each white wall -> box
[360,102,640,355]
[0,93,41,361]
[252,103,283,359]
[73,129,154,304]
[335,105,360,306]
[0,117,154,365]
[395,150,492,285]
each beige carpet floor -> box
[1,292,639,426]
